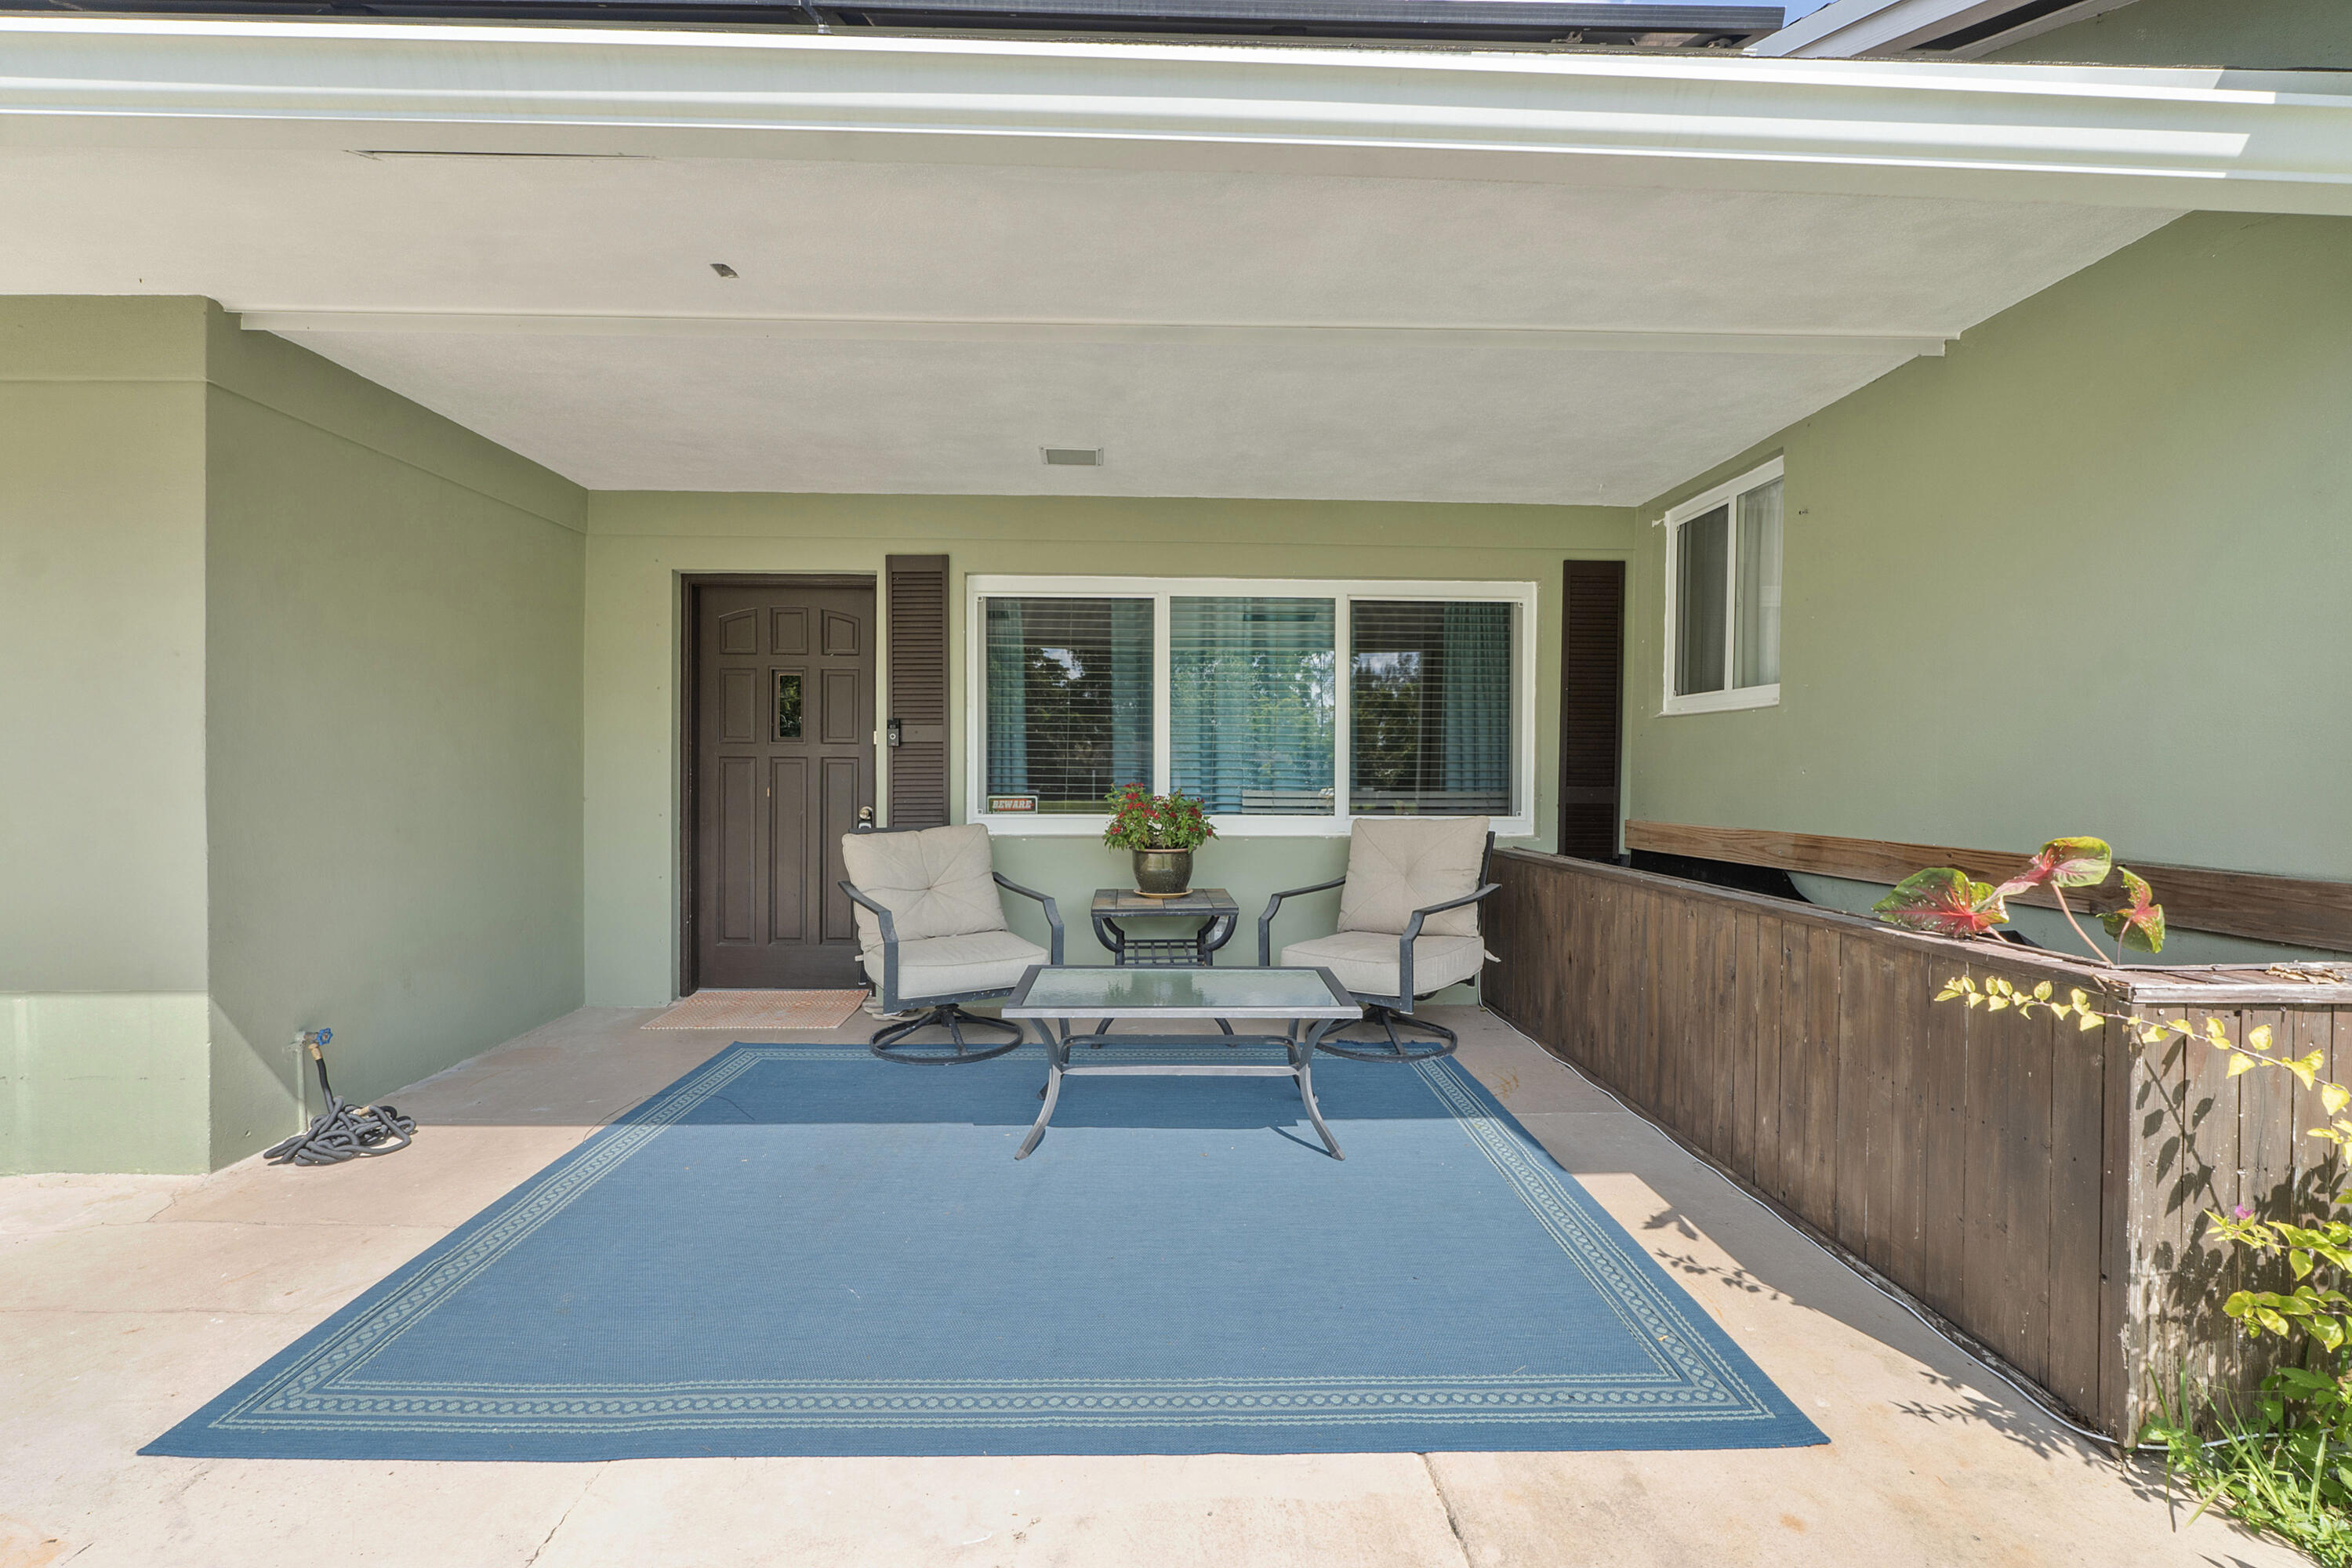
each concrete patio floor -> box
[0,1005,2300,1568]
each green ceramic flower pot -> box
[1131,848,1194,897]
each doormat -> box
[145,1043,1825,1461]
[641,989,867,1032]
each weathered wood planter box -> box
[1484,848,2352,1439]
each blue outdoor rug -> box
[147,1042,1824,1460]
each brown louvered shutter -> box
[1557,560,1624,860]
[885,554,951,828]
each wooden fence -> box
[1483,847,2352,1438]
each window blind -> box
[1350,601,1514,816]
[1170,597,1336,815]
[983,597,1153,811]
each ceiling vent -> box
[1042,447,1105,466]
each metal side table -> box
[1088,887,1241,967]
[1087,886,1243,1038]
[1001,965,1361,1161]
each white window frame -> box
[966,575,1538,837]
[1661,456,1784,717]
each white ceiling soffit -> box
[1750,0,2139,60]
[0,147,2174,500]
[5,17,2352,216]
[2,18,2333,503]
[277,330,1938,499]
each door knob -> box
[856,806,876,829]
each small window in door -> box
[775,672,803,739]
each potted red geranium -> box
[1101,785,1215,896]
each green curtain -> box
[1103,599,1155,794]
[1352,600,1512,815]
[1441,601,1512,810]
[983,598,1027,796]
[1170,597,1335,814]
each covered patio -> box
[0,1004,2304,1566]
[7,9,2352,1562]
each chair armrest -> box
[1258,875,1348,966]
[993,872,1065,965]
[837,881,899,944]
[1397,883,1501,1002]
[837,881,900,1007]
[1398,883,1501,941]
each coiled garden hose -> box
[263,1029,416,1166]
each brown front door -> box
[691,580,876,989]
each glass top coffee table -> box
[1000,966,1362,1162]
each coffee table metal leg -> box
[1293,1023,1344,1160]
[1018,1029,1069,1160]
[1016,1067,1062,1160]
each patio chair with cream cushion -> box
[1257,817,1498,1062]
[838,823,1063,1065]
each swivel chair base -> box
[870,1003,1025,1065]
[1312,1004,1458,1063]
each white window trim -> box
[966,574,1537,838]
[1660,456,1784,718]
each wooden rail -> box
[1484,847,2352,1437]
[1624,820,2352,953]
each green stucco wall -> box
[1,299,214,1172]
[1,296,590,1174]
[582,495,1634,1007]
[1623,212,2352,960]
[1989,0,2352,69]
[201,311,589,1166]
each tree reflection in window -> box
[984,598,1152,811]
[775,672,803,740]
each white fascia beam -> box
[238,310,1950,357]
[4,16,2352,216]
[1750,0,2136,58]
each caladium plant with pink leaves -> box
[1994,836,2113,898]
[1874,833,2165,967]
[1871,868,2012,938]
[2099,867,2167,953]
